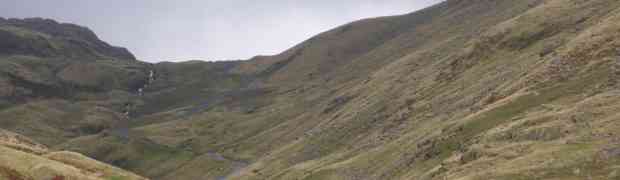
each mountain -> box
[3,0,620,180]
[0,17,135,60]
[0,17,148,180]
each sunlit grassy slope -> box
[0,129,147,180]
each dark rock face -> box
[0,17,135,60]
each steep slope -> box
[225,0,620,179]
[226,0,620,179]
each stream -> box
[108,69,249,179]
[109,69,155,140]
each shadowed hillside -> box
[3,0,620,179]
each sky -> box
[2,0,442,62]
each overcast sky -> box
[2,0,441,62]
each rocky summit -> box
[2,0,620,180]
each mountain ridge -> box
[0,17,135,60]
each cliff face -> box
[0,17,135,60]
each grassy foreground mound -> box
[0,129,147,180]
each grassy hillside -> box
[0,54,151,144]
[4,0,620,179]
[118,0,620,179]
[0,17,155,144]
